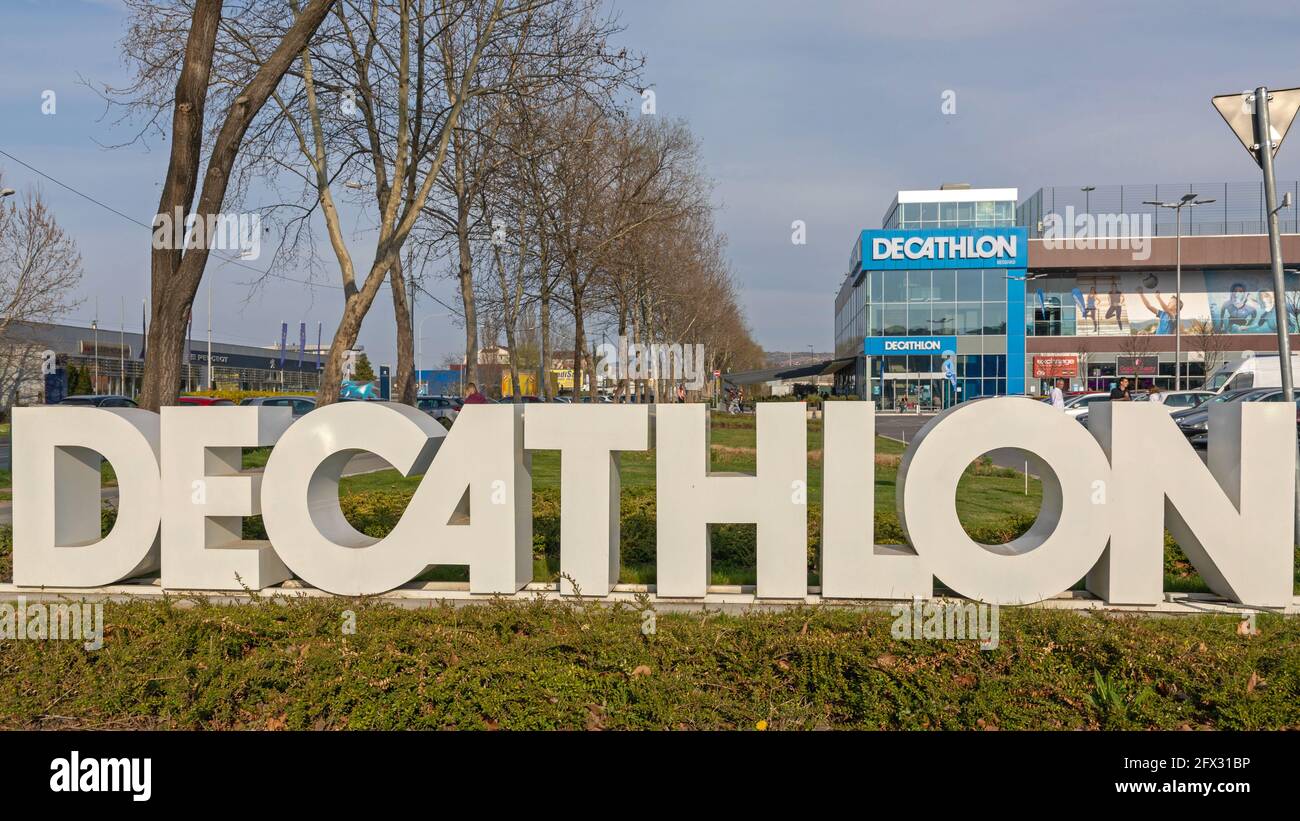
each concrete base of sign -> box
[2,580,1294,616]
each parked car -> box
[417,395,462,428]
[177,396,235,406]
[1176,387,1278,443]
[1147,390,1213,412]
[59,394,137,407]
[241,395,317,418]
[1062,392,1110,418]
[510,395,547,404]
[1187,388,1300,447]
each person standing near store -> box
[1109,376,1132,401]
[1050,377,1066,410]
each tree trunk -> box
[139,0,337,410]
[389,256,416,404]
[139,0,222,411]
[316,268,387,405]
[539,281,551,400]
[571,286,585,404]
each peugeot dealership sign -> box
[8,399,1296,608]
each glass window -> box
[983,355,1001,378]
[982,269,1007,301]
[996,201,1014,223]
[931,303,955,336]
[882,306,907,336]
[940,202,958,226]
[932,270,956,302]
[882,272,905,303]
[907,270,931,302]
[958,202,975,225]
[903,203,921,225]
[983,302,1007,335]
[984,378,1000,396]
[921,202,939,226]
[871,270,884,303]
[907,355,932,373]
[976,201,995,224]
[962,355,983,378]
[956,302,983,335]
[956,271,982,301]
[907,302,931,335]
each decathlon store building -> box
[833,187,1027,409]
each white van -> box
[1203,352,1300,394]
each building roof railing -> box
[1017,182,1300,239]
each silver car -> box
[240,395,317,418]
[417,395,462,428]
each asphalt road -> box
[875,412,1039,475]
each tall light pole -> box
[206,280,213,390]
[416,312,453,395]
[1081,185,1095,217]
[91,318,99,393]
[1143,193,1215,390]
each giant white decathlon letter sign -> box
[8,398,1296,607]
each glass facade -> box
[835,191,1024,408]
[884,200,1016,230]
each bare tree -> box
[111,0,338,410]
[0,180,84,409]
[1189,318,1230,388]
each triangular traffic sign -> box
[1212,87,1300,167]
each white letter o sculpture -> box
[896,397,1112,605]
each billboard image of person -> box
[1205,269,1300,334]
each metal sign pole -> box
[1254,87,1294,404]
[1251,86,1299,547]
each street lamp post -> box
[1143,194,1215,390]
[416,312,453,396]
[1081,185,1095,217]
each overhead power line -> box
[0,146,465,317]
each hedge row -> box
[237,487,1040,570]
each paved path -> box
[876,413,1038,475]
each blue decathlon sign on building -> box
[864,336,958,356]
[859,227,1027,271]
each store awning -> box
[722,359,833,386]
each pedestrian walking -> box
[1050,378,1066,410]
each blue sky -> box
[2,0,1299,363]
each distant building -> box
[0,320,323,406]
